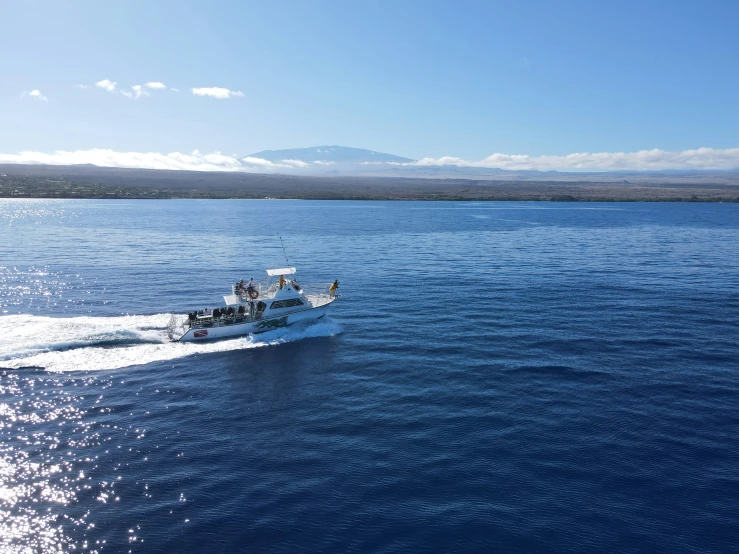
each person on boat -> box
[291,279,301,291]
[244,277,260,300]
[279,275,285,289]
[238,279,245,291]
[329,280,339,297]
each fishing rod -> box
[279,236,289,266]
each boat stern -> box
[167,314,189,342]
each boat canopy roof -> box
[266,267,296,276]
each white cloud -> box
[0,149,311,173]
[280,159,309,168]
[240,156,277,168]
[75,84,88,89]
[21,89,48,102]
[2,147,738,173]
[0,149,246,172]
[406,147,739,171]
[96,79,117,92]
[171,88,181,92]
[192,87,244,99]
[121,85,149,100]
[145,81,166,90]
[313,161,335,165]
[29,90,48,101]
[240,157,309,170]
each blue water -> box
[2,199,739,553]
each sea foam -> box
[0,314,342,372]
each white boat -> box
[167,267,339,342]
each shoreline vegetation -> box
[2,164,739,202]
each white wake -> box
[0,314,343,372]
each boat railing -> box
[252,281,334,300]
[233,281,279,302]
[179,282,337,333]
[301,283,338,307]
[190,310,260,328]
[232,280,336,303]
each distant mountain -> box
[236,145,739,180]
[246,145,413,164]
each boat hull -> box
[176,303,330,342]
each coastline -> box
[2,163,738,202]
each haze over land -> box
[3,145,739,177]
[3,156,739,202]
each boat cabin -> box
[184,267,318,328]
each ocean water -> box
[1,199,738,553]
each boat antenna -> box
[279,236,289,266]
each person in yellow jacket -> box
[329,280,339,297]
[279,274,285,289]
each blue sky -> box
[3,0,739,170]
